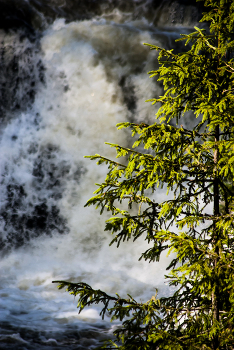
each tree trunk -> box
[212,125,220,350]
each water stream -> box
[0,1,202,348]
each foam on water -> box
[0,17,183,348]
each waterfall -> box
[0,1,202,348]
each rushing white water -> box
[0,15,193,349]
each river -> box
[0,1,203,349]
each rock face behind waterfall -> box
[0,1,204,349]
[0,0,204,30]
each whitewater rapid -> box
[0,13,195,349]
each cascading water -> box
[0,1,203,349]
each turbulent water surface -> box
[0,1,203,349]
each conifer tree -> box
[53,0,234,348]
